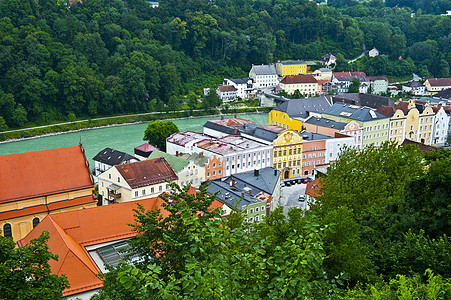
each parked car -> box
[291,180,297,185]
[285,181,291,187]
[296,179,302,184]
[298,195,305,202]
[300,178,308,184]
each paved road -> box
[279,182,309,214]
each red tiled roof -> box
[317,79,329,85]
[0,145,94,204]
[426,78,451,87]
[18,188,222,297]
[116,158,178,189]
[376,105,396,117]
[305,178,324,198]
[218,85,237,92]
[280,75,318,84]
[0,195,96,221]
[395,101,409,115]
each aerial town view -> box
[0,0,450,299]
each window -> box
[274,151,277,157]
[142,189,146,196]
[207,172,211,177]
[219,170,222,175]
[256,207,259,212]
[213,171,216,176]
[135,191,139,197]
[109,174,111,179]
[159,186,162,192]
[101,182,104,187]
[255,216,259,222]
[151,187,154,193]
[33,217,40,228]
[3,224,12,238]
[250,209,254,214]
[195,169,198,175]
[118,177,120,183]
[213,163,216,168]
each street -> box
[278,182,309,214]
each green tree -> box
[143,120,179,152]
[202,89,221,110]
[96,185,339,299]
[0,116,8,131]
[348,77,361,93]
[0,232,69,299]
[187,92,198,111]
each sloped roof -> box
[18,189,217,297]
[404,81,425,88]
[333,93,394,109]
[304,117,347,130]
[426,78,451,87]
[228,77,251,85]
[207,168,280,210]
[186,152,210,166]
[394,101,409,115]
[218,85,237,92]
[147,150,189,172]
[323,103,388,122]
[0,145,93,204]
[272,96,332,119]
[434,87,451,99]
[401,139,436,153]
[252,64,277,75]
[280,75,318,84]
[134,143,159,153]
[278,60,309,65]
[376,106,396,118]
[247,125,285,142]
[116,158,178,188]
[333,72,366,78]
[305,178,324,198]
[366,76,389,82]
[93,148,136,165]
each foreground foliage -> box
[0,232,69,299]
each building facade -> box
[249,64,279,88]
[272,129,303,179]
[279,75,318,97]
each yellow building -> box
[269,109,303,131]
[0,145,97,242]
[275,60,312,77]
[272,130,303,179]
[388,100,435,145]
[279,75,318,97]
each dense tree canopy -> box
[0,0,449,130]
[143,120,179,152]
[0,232,69,299]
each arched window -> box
[33,217,40,228]
[3,224,12,238]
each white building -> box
[432,106,450,146]
[402,81,425,95]
[216,85,237,102]
[249,64,279,88]
[166,131,212,156]
[312,68,333,81]
[369,47,380,57]
[325,135,355,164]
[92,148,138,177]
[223,78,254,99]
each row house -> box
[97,158,177,205]
[331,72,367,94]
[148,150,205,188]
[249,64,279,88]
[206,168,281,220]
[322,103,390,148]
[377,99,449,146]
[279,74,318,97]
[303,116,363,150]
[269,96,332,131]
[275,60,316,77]
[312,68,333,81]
[0,145,97,242]
[366,76,389,95]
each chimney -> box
[254,169,259,177]
[241,192,245,198]
[234,128,238,135]
[311,134,314,140]
[199,152,203,158]
[176,151,179,156]
[249,189,253,196]
[231,179,236,187]
[221,116,224,120]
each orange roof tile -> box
[395,101,409,115]
[280,74,318,84]
[0,145,93,204]
[305,178,324,198]
[18,188,222,297]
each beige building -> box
[98,157,178,205]
[423,78,451,95]
[0,145,97,242]
[312,68,333,81]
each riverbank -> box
[0,107,272,143]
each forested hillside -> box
[0,0,449,130]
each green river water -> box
[0,113,268,169]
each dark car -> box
[291,180,297,185]
[296,179,302,184]
[300,178,308,184]
[285,181,291,187]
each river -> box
[0,113,269,168]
